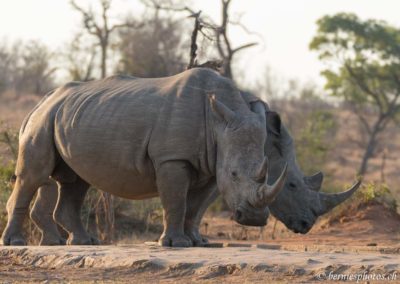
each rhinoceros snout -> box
[291,219,313,234]
[233,205,269,227]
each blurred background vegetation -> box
[0,0,399,243]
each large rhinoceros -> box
[1,68,287,247]
[243,92,361,234]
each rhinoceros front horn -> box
[318,179,362,215]
[250,157,288,208]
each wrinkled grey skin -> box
[27,91,358,246]
[1,68,287,247]
[243,91,360,234]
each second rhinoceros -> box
[243,92,361,234]
[1,68,287,247]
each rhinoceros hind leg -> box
[30,181,67,245]
[53,176,96,245]
[1,137,56,246]
[156,161,193,247]
[184,182,219,246]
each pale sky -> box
[1,0,400,87]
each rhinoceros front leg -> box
[185,181,219,246]
[30,180,66,245]
[156,161,193,247]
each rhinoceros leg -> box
[156,161,193,247]
[185,182,219,246]
[53,177,99,245]
[1,142,56,246]
[30,180,66,245]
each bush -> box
[0,124,18,236]
[356,182,397,212]
[0,161,15,235]
[295,109,337,175]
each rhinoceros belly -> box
[55,127,158,199]
[53,88,160,199]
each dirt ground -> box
[0,243,399,283]
[1,202,400,283]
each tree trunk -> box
[101,42,107,79]
[222,60,233,80]
[357,119,383,176]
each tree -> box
[213,0,257,80]
[64,33,97,81]
[17,41,57,95]
[117,12,186,77]
[310,13,400,176]
[70,0,138,79]
[142,0,257,81]
[0,41,18,94]
[0,40,55,96]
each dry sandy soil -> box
[1,244,399,283]
[1,202,400,283]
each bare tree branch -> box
[187,11,201,69]
[232,42,258,54]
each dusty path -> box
[0,244,399,283]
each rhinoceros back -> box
[53,69,243,199]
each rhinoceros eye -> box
[289,182,296,191]
[231,171,239,180]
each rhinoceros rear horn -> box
[251,162,288,208]
[209,94,236,123]
[318,179,362,215]
[304,172,324,192]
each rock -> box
[256,244,281,250]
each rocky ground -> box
[0,243,399,283]
[1,202,400,283]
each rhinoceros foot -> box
[40,236,67,246]
[185,228,209,247]
[1,229,26,246]
[67,235,100,246]
[158,232,192,247]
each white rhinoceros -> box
[1,68,287,247]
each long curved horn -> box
[255,156,268,182]
[318,180,362,215]
[251,163,288,208]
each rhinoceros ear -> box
[266,111,281,136]
[304,172,324,192]
[209,94,236,124]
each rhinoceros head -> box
[264,110,361,234]
[209,95,287,226]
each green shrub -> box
[356,182,398,212]
[0,124,18,236]
[295,110,337,175]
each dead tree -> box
[215,0,257,79]
[70,0,139,79]
[143,0,257,81]
[187,11,202,69]
[186,11,222,72]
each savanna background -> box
[1,0,400,248]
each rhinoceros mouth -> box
[233,203,269,227]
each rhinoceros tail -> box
[9,174,17,186]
